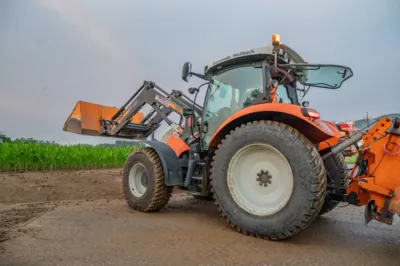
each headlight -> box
[317,121,334,135]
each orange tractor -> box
[63,34,400,240]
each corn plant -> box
[0,142,139,172]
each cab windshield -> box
[202,64,298,147]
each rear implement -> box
[322,117,400,224]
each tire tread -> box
[210,120,326,240]
[319,152,348,215]
[123,147,172,212]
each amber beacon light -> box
[272,34,281,45]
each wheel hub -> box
[257,170,272,187]
[227,143,294,216]
[129,163,148,197]
[141,173,148,187]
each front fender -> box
[316,120,344,151]
[208,103,337,148]
[165,132,190,158]
[139,140,184,186]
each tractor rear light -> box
[339,123,350,132]
[333,122,343,132]
[301,108,320,119]
[307,110,320,119]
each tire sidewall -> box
[212,122,325,236]
[123,151,157,209]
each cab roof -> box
[204,43,306,75]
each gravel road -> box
[0,169,399,266]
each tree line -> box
[0,132,142,148]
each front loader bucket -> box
[63,80,201,140]
[63,101,144,136]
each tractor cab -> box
[182,34,353,147]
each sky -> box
[0,0,399,145]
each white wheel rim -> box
[227,143,294,216]
[129,163,148,197]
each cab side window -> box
[276,85,292,104]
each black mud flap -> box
[139,140,184,186]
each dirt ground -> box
[0,169,399,265]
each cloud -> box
[38,0,125,62]
[1,0,398,144]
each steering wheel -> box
[206,107,232,119]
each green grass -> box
[345,154,358,164]
[0,142,140,172]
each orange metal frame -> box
[166,103,343,158]
[346,117,400,220]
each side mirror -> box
[302,101,309,107]
[188,87,198,94]
[182,62,192,82]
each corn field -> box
[345,154,357,164]
[0,142,139,172]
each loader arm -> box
[63,80,202,140]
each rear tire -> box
[319,151,349,215]
[122,147,172,212]
[210,121,326,240]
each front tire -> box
[122,147,173,212]
[210,121,326,240]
